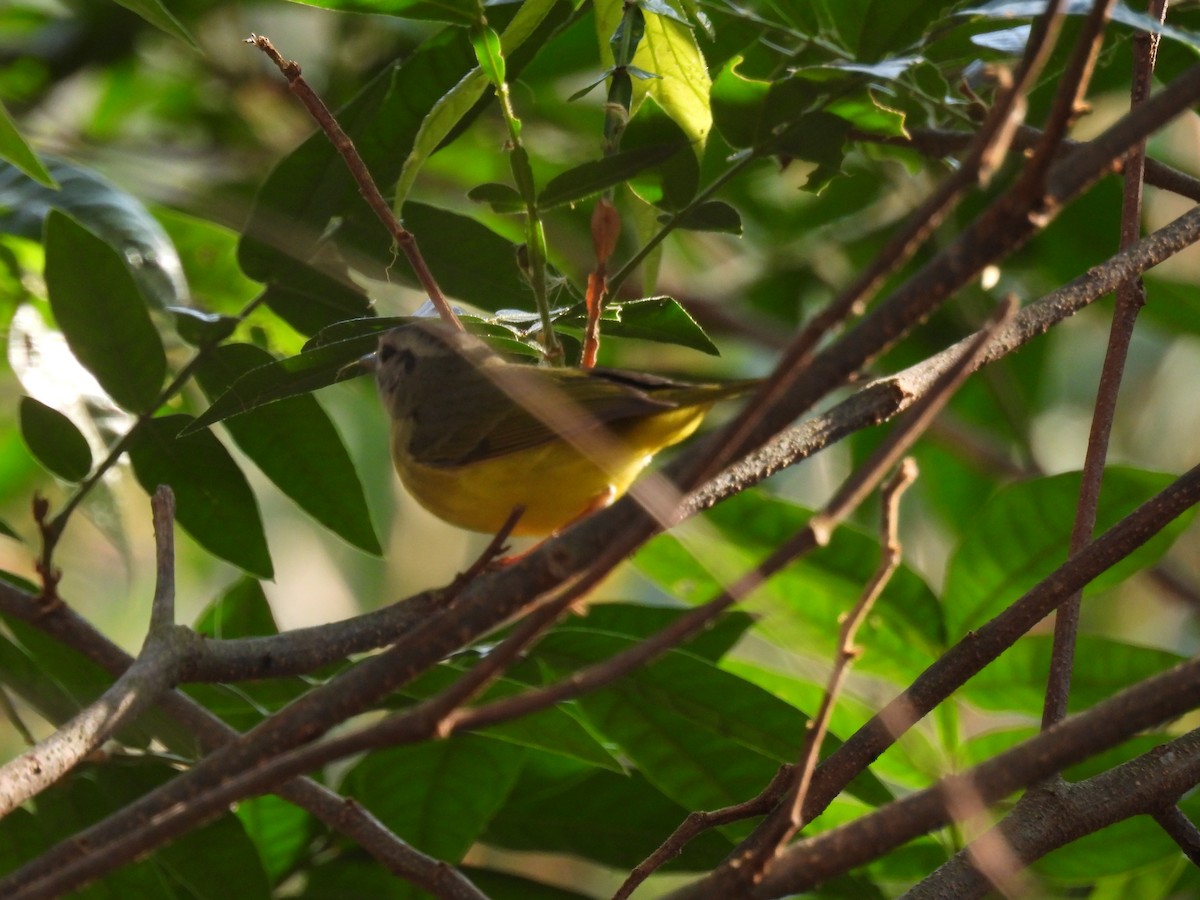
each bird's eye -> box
[378,343,397,364]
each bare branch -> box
[0,490,183,817]
[758,720,1200,900]
[246,34,462,331]
[905,730,1200,899]
[1043,0,1168,732]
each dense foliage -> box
[1,0,1199,897]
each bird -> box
[369,320,756,536]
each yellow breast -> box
[391,404,711,535]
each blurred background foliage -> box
[1,0,1200,896]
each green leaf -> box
[484,760,736,870]
[635,491,946,683]
[400,662,622,772]
[235,794,313,886]
[963,635,1186,717]
[0,101,55,188]
[711,59,770,149]
[669,199,742,233]
[536,628,891,813]
[19,396,92,482]
[598,0,713,150]
[127,415,273,578]
[463,868,594,900]
[472,25,506,85]
[112,0,199,48]
[0,628,87,728]
[539,144,683,209]
[827,88,908,137]
[193,577,279,639]
[186,339,370,432]
[943,469,1197,640]
[554,296,719,355]
[0,158,188,308]
[260,268,372,338]
[395,0,559,205]
[168,307,239,347]
[340,735,525,866]
[399,202,534,312]
[43,210,167,413]
[467,182,525,213]
[238,29,476,316]
[0,520,17,540]
[194,343,381,554]
[857,0,957,61]
[288,0,479,23]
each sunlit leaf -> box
[944,469,1197,640]
[112,0,199,48]
[0,102,54,188]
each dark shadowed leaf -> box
[43,211,167,413]
[539,144,684,209]
[287,0,478,24]
[668,199,743,233]
[194,343,381,554]
[185,340,369,432]
[127,415,273,578]
[467,182,525,213]
[168,307,239,347]
[112,0,199,47]
[19,397,92,482]
[341,735,525,865]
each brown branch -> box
[755,461,917,874]
[1042,0,1167,732]
[906,731,1200,899]
[754,718,1200,899]
[1152,805,1200,867]
[685,194,1200,515]
[246,34,462,331]
[0,578,489,900]
[0,489,181,817]
[1016,0,1117,199]
[855,124,1200,204]
[677,302,1015,895]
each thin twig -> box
[779,464,916,846]
[1042,0,1166,732]
[1152,805,1200,867]
[0,579,487,900]
[147,486,176,635]
[0,490,182,817]
[1016,0,1117,200]
[246,34,462,332]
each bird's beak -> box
[358,351,378,373]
